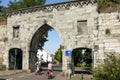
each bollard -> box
[80,73,83,80]
[67,62,72,80]
[68,69,72,79]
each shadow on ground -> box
[75,70,92,74]
[0,78,6,80]
[70,69,93,80]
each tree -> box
[94,53,120,80]
[0,6,5,17]
[54,46,62,63]
[8,0,46,11]
[73,49,83,67]
[72,48,92,67]
[83,49,92,67]
[110,0,120,3]
[0,5,7,24]
[0,0,46,18]
[38,31,49,50]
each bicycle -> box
[45,71,53,79]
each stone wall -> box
[0,24,6,65]
[1,0,120,73]
[0,0,120,73]
[5,2,98,72]
[94,12,120,67]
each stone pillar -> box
[22,50,29,71]
[3,44,10,70]
[3,53,9,70]
[62,48,73,75]
[62,50,66,74]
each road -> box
[0,65,62,80]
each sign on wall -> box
[65,50,72,57]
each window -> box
[13,26,20,38]
[77,20,87,35]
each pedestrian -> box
[35,60,42,75]
[46,62,53,79]
[35,61,39,73]
[48,62,53,72]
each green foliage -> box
[83,50,92,66]
[110,0,120,3]
[0,6,7,18]
[97,0,120,13]
[0,5,7,24]
[97,0,112,12]
[0,65,6,71]
[73,49,83,66]
[8,0,46,11]
[73,48,92,67]
[93,54,120,80]
[0,0,46,19]
[76,63,81,67]
[54,46,62,63]
[38,31,48,50]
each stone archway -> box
[29,23,53,71]
[9,48,23,70]
[5,0,99,73]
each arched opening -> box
[29,23,61,72]
[9,48,22,70]
[72,47,92,74]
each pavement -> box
[53,72,67,80]
[0,70,67,80]
[0,70,23,77]
[0,70,93,80]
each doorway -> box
[9,48,22,70]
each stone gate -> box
[0,0,120,74]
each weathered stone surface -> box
[0,0,120,73]
[5,1,98,72]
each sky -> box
[0,0,69,54]
[0,0,69,7]
[43,30,61,54]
